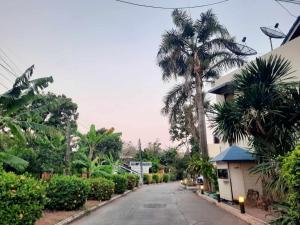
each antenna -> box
[226,37,257,57]
[260,23,286,50]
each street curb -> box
[55,188,138,225]
[195,191,269,225]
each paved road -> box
[72,182,247,225]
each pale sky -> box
[0,0,298,147]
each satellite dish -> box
[260,23,286,50]
[226,37,257,56]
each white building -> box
[129,161,152,174]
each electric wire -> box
[275,0,297,18]
[277,0,300,5]
[0,47,22,75]
[115,0,229,9]
[0,72,14,83]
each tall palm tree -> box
[157,9,242,156]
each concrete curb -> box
[195,191,269,225]
[55,188,138,225]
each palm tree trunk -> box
[88,145,94,161]
[195,74,208,157]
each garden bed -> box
[36,200,100,225]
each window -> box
[217,169,228,179]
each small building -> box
[211,146,262,202]
[129,161,152,174]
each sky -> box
[0,0,298,147]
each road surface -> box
[71,182,247,225]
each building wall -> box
[208,144,222,158]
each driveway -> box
[71,182,247,225]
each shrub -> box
[158,174,163,183]
[170,173,176,181]
[163,174,170,182]
[125,174,136,190]
[112,174,128,194]
[273,145,300,224]
[152,174,159,183]
[134,174,140,187]
[87,178,114,201]
[143,174,152,184]
[46,175,89,210]
[0,171,46,225]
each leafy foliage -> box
[143,174,152,184]
[272,144,300,224]
[0,171,47,225]
[163,174,170,183]
[87,178,115,201]
[212,55,300,157]
[45,175,89,210]
[112,174,128,194]
[125,174,137,190]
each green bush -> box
[112,174,128,194]
[133,174,140,187]
[143,174,152,184]
[158,174,163,183]
[87,178,114,201]
[170,173,176,181]
[0,171,47,225]
[163,174,170,182]
[152,174,159,183]
[46,175,89,210]
[273,145,300,224]
[125,174,136,190]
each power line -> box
[115,0,229,10]
[0,63,17,77]
[0,47,22,75]
[275,0,297,18]
[0,72,14,83]
[277,0,300,5]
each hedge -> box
[87,178,114,201]
[152,174,159,183]
[143,174,152,184]
[125,174,137,190]
[134,174,140,187]
[163,174,170,183]
[0,171,47,225]
[45,175,89,210]
[112,174,128,194]
[278,145,300,223]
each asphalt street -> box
[71,182,247,225]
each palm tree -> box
[211,55,300,157]
[157,9,242,156]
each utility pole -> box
[138,139,143,185]
[64,121,71,175]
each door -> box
[229,163,246,201]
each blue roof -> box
[211,145,256,162]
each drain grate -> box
[144,203,167,209]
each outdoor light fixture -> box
[216,192,221,202]
[200,185,204,194]
[239,196,245,214]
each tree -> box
[29,93,78,130]
[211,55,300,157]
[0,65,54,171]
[95,128,122,159]
[158,9,242,156]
